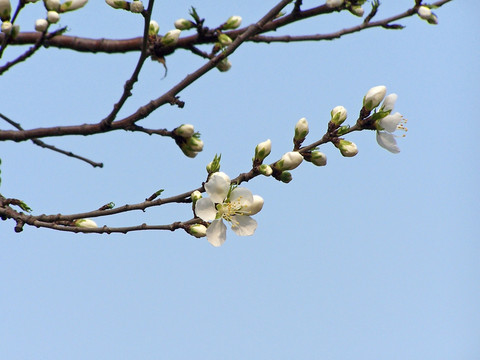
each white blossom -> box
[375,93,407,153]
[254,139,271,162]
[330,105,347,125]
[275,151,303,171]
[363,85,386,111]
[195,172,260,247]
[47,10,60,23]
[337,139,358,157]
[35,18,48,32]
[294,117,309,142]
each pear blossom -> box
[375,93,407,153]
[195,172,260,247]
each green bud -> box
[206,154,221,174]
[217,33,233,46]
[222,15,242,30]
[258,164,273,176]
[280,171,292,183]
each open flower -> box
[195,172,261,247]
[375,93,407,153]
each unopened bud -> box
[336,139,358,157]
[44,0,60,11]
[74,219,98,228]
[174,18,194,30]
[60,0,88,12]
[249,195,264,215]
[222,15,242,30]
[310,151,327,166]
[363,85,386,111]
[47,10,60,23]
[105,0,127,9]
[191,190,202,204]
[254,139,271,163]
[1,20,12,34]
[149,20,159,36]
[217,33,232,46]
[129,0,143,13]
[161,29,181,46]
[325,0,343,8]
[417,6,431,20]
[188,224,207,238]
[0,0,12,21]
[206,154,221,174]
[275,151,303,171]
[280,171,292,183]
[294,117,309,142]
[174,124,195,138]
[258,164,273,177]
[330,105,347,126]
[216,58,232,72]
[35,18,48,32]
[349,5,364,17]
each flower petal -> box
[230,215,257,236]
[230,187,254,207]
[205,172,230,203]
[248,195,264,215]
[206,219,227,247]
[381,93,398,112]
[379,112,403,133]
[195,198,217,221]
[376,131,400,154]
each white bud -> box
[188,224,207,238]
[363,85,386,111]
[350,6,364,17]
[249,195,264,215]
[325,0,343,8]
[216,58,231,72]
[254,139,272,162]
[258,164,273,176]
[186,137,203,152]
[417,6,432,20]
[174,18,193,30]
[47,10,60,23]
[310,151,327,166]
[191,190,202,202]
[217,33,232,46]
[223,15,242,30]
[337,139,358,157]
[161,29,181,46]
[129,0,143,13]
[45,0,60,11]
[149,20,159,36]
[330,105,347,125]
[60,0,88,12]
[74,219,98,228]
[1,20,12,34]
[276,151,304,171]
[294,117,309,142]
[174,124,195,138]
[381,94,398,113]
[35,18,48,32]
[0,0,12,21]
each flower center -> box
[397,118,408,137]
[217,196,249,222]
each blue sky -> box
[1,1,479,359]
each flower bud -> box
[74,218,98,228]
[380,93,397,113]
[336,139,358,157]
[105,0,127,9]
[275,151,303,171]
[254,139,271,162]
[330,105,347,126]
[186,137,204,152]
[174,124,194,138]
[188,224,207,238]
[60,0,88,12]
[217,33,232,46]
[191,190,202,204]
[47,10,60,23]
[149,20,159,36]
[294,117,309,142]
[35,18,48,32]
[249,195,264,215]
[1,20,12,34]
[349,5,364,17]
[417,6,431,20]
[363,85,386,111]
[130,0,143,13]
[45,0,60,11]
[310,151,327,166]
[222,15,242,30]
[325,0,343,8]
[280,171,292,183]
[174,18,194,30]
[216,58,231,72]
[258,164,273,176]
[161,29,181,46]
[0,0,11,21]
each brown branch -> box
[0,113,103,167]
